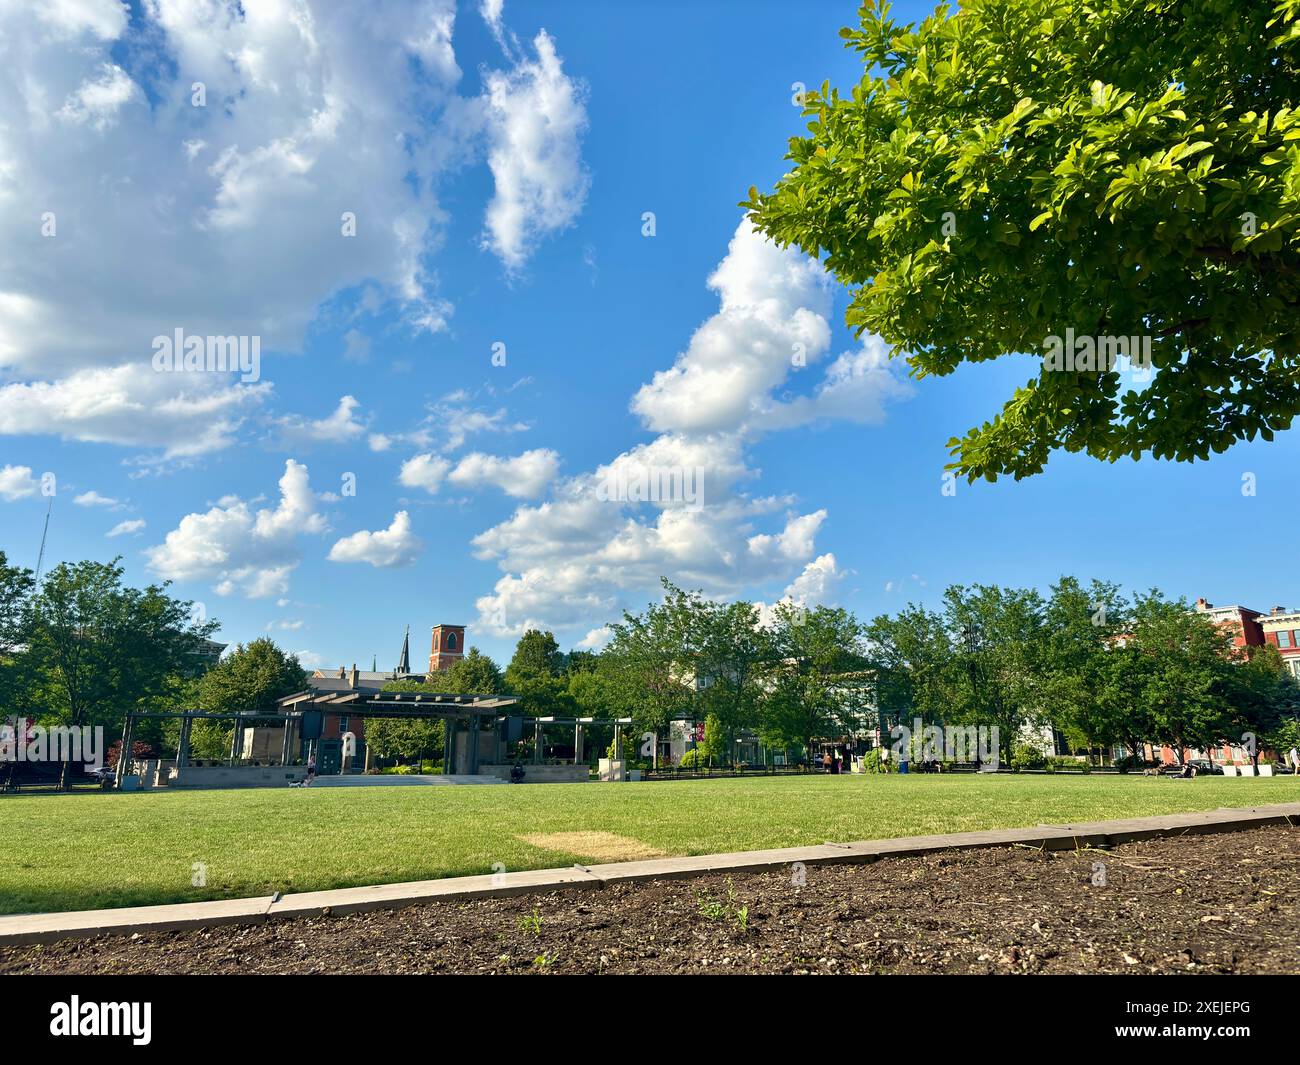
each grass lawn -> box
[1,774,1296,915]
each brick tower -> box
[429,624,465,672]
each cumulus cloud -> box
[274,395,366,447]
[399,452,453,494]
[0,2,588,456]
[0,364,268,460]
[469,219,911,638]
[328,510,423,568]
[481,31,589,271]
[631,221,912,435]
[375,392,529,456]
[0,465,40,502]
[448,448,559,498]
[144,459,327,598]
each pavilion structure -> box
[275,688,518,775]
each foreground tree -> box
[747,0,1300,481]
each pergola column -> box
[176,714,192,769]
[467,715,480,774]
[116,713,135,786]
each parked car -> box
[85,765,117,787]
[1185,759,1223,776]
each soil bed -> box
[3,826,1296,975]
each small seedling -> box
[518,907,543,936]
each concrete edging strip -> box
[1,801,1296,947]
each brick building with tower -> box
[291,622,469,773]
[428,624,465,672]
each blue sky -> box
[1,0,1296,674]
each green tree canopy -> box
[746,0,1300,481]
[443,646,504,695]
[504,629,573,717]
[24,557,218,785]
[198,637,306,716]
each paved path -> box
[2,801,1295,946]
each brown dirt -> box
[3,826,1297,975]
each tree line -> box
[497,578,1300,767]
[4,552,1297,776]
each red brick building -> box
[1256,607,1300,682]
[428,624,465,672]
[1192,598,1264,655]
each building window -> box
[338,716,349,733]
[447,632,457,650]
[1279,631,1293,649]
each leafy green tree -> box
[371,677,448,765]
[746,0,1300,481]
[25,558,218,786]
[1125,593,1235,762]
[864,603,955,738]
[443,647,504,695]
[943,584,1046,761]
[760,603,868,759]
[696,599,772,753]
[0,552,35,717]
[1039,577,1130,760]
[504,629,572,717]
[600,581,703,735]
[198,637,306,716]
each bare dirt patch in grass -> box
[518,831,667,862]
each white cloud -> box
[274,395,365,447]
[144,459,327,598]
[399,452,452,494]
[0,465,40,502]
[291,648,327,670]
[73,490,120,508]
[448,448,559,498]
[0,364,269,459]
[469,220,911,638]
[576,625,610,650]
[0,2,589,456]
[481,30,589,271]
[631,221,912,436]
[106,517,145,538]
[56,62,137,131]
[328,510,423,568]
[374,393,529,456]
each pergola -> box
[523,716,633,764]
[276,688,518,774]
[117,689,518,784]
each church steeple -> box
[396,625,411,675]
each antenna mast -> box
[34,495,53,583]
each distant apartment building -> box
[1256,607,1300,682]
[1192,598,1264,654]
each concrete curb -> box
[2,802,1296,947]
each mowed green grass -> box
[1,774,1296,915]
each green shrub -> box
[1011,744,1046,771]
